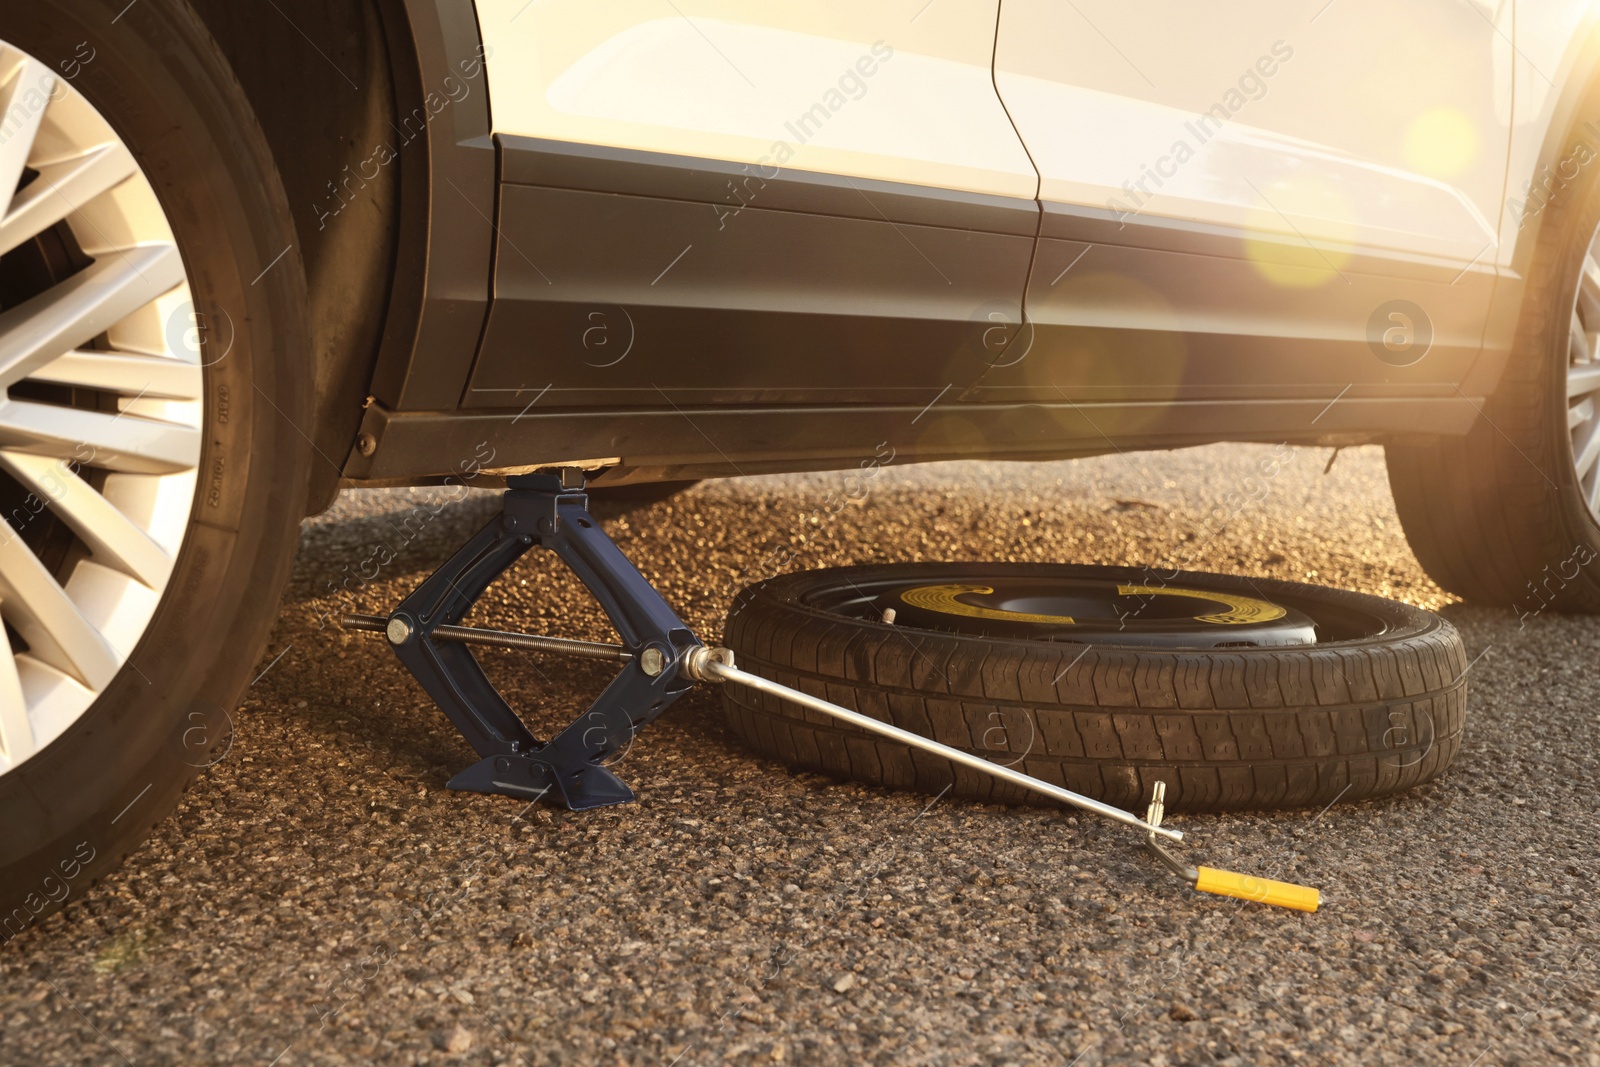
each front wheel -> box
[0,1,311,940]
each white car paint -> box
[473,0,1038,200]
[994,0,1509,268]
[1507,0,1600,265]
[475,0,1597,275]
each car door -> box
[464,1,1040,410]
[972,0,1512,422]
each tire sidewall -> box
[1535,169,1600,557]
[1499,85,1600,603]
[724,563,1467,813]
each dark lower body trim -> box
[343,395,1481,485]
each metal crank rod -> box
[675,648,1180,841]
[690,654,1319,909]
[340,613,631,663]
[343,468,1319,909]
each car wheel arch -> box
[184,0,495,513]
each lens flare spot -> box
[1243,177,1355,289]
[1404,108,1478,178]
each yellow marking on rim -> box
[898,583,1075,625]
[1115,584,1287,625]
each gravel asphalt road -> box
[1,444,1596,1066]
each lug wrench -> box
[342,612,1320,909]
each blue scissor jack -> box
[342,468,706,811]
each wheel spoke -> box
[0,530,119,690]
[1579,254,1600,329]
[0,246,185,391]
[0,142,138,258]
[30,349,202,399]
[1570,397,1594,430]
[0,627,32,768]
[1569,361,1600,398]
[1573,415,1600,480]
[0,451,173,588]
[1573,312,1594,365]
[0,399,199,475]
[0,36,206,777]
[0,58,51,212]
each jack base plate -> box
[447,754,637,811]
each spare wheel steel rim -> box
[795,566,1409,648]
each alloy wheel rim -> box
[0,42,203,775]
[1566,223,1600,514]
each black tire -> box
[1385,79,1600,611]
[0,1,311,942]
[721,564,1467,813]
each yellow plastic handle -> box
[1194,866,1320,912]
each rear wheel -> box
[1386,87,1600,611]
[0,2,310,940]
[722,563,1467,813]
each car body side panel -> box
[467,139,1036,407]
[460,3,1042,410]
[339,0,1595,485]
[995,0,1509,263]
[963,220,1497,407]
[977,0,1512,410]
[470,0,1038,200]
[1462,0,1600,398]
